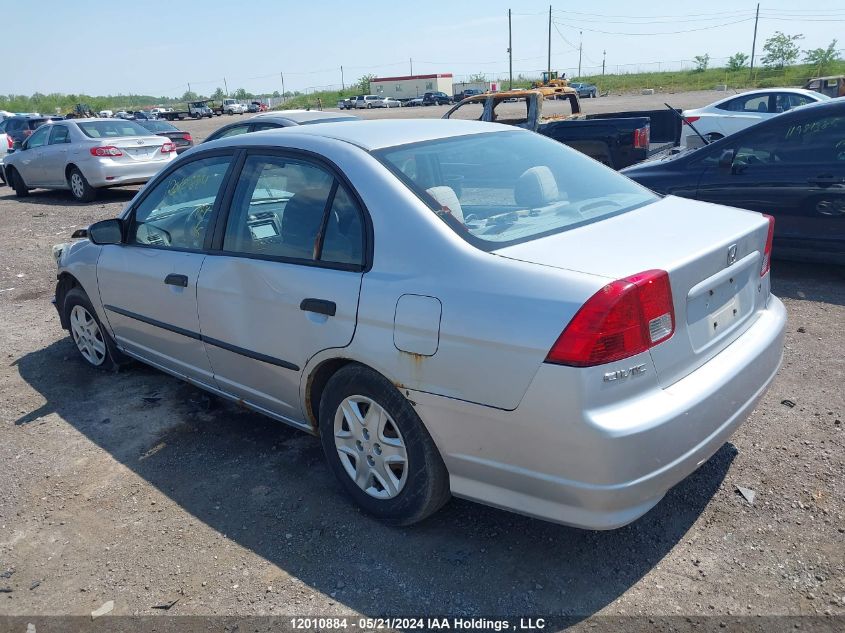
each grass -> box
[2,61,842,115]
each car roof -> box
[208,118,514,151]
[708,87,823,105]
[269,111,359,124]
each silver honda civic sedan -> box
[52,119,786,529]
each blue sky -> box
[5,0,843,96]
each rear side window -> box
[222,154,364,267]
[49,125,70,144]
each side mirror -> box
[717,149,735,169]
[13,140,24,151]
[88,219,123,245]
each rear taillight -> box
[633,125,650,150]
[90,146,123,157]
[182,133,192,143]
[760,214,775,276]
[546,269,675,367]
[6,136,11,149]
[682,116,700,126]
[160,142,176,153]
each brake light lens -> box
[546,269,675,367]
[90,146,123,157]
[182,133,192,143]
[632,125,650,149]
[160,142,176,153]
[6,135,11,150]
[682,116,701,125]
[760,214,775,276]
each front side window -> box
[129,155,232,250]
[26,125,50,149]
[718,94,770,113]
[222,155,364,266]
[376,130,657,250]
[210,124,250,141]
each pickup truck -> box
[443,87,675,170]
[222,99,247,115]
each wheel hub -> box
[334,395,408,499]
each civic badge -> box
[727,243,737,266]
[137,139,144,145]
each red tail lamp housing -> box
[546,270,675,367]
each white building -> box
[370,73,453,99]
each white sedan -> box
[681,88,829,147]
[374,97,401,108]
[53,120,785,528]
[4,118,177,201]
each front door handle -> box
[300,298,336,317]
[164,273,188,287]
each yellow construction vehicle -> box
[532,71,569,90]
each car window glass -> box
[0,120,6,133]
[129,155,232,250]
[718,94,769,113]
[215,125,251,139]
[26,126,50,148]
[251,122,282,132]
[223,155,362,265]
[49,125,70,144]
[321,185,364,266]
[706,114,845,167]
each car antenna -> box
[664,103,710,146]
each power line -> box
[553,17,754,36]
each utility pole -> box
[280,72,285,103]
[508,9,513,89]
[223,77,228,96]
[547,5,552,80]
[749,2,760,79]
[341,66,345,90]
[577,31,583,78]
[410,58,413,75]
[187,83,191,96]
[602,50,606,76]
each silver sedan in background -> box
[4,118,177,202]
[52,120,785,529]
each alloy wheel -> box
[70,173,84,199]
[333,395,408,499]
[70,305,107,366]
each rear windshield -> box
[139,120,178,132]
[78,120,152,138]
[375,130,657,250]
[28,118,50,129]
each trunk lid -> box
[99,136,169,162]
[495,196,772,387]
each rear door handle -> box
[164,273,188,287]
[808,176,845,186]
[300,298,336,317]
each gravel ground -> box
[0,92,843,628]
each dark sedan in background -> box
[202,111,359,143]
[136,119,194,154]
[623,99,845,264]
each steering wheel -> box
[184,203,213,248]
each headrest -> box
[426,186,465,222]
[514,166,559,208]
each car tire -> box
[367,103,373,109]
[68,167,97,202]
[7,168,29,198]
[63,287,128,371]
[319,364,451,526]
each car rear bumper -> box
[411,295,786,529]
[82,156,174,187]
